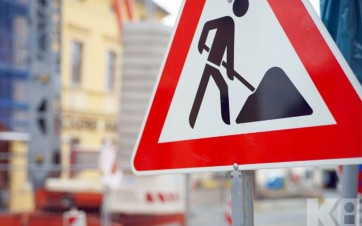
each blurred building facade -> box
[0,0,169,214]
[60,0,169,179]
[115,22,187,224]
[134,0,168,21]
[0,0,32,212]
[60,0,124,178]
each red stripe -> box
[125,0,135,20]
[146,193,153,203]
[67,216,77,225]
[158,193,165,202]
[225,214,232,225]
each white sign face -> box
[159,0,335,143]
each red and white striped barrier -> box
[146,192,180,203]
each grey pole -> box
[185,174,191,226]
[340,165,359,225]
[28,0,61,189]
[102,186,111,226]
[231,164,254,226]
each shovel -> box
[222,61,255,92]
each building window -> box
[71,41,83,86]
[106,51,116,91]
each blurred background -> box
[0,0,360,226]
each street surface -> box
[189,188,338,226]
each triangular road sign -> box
[131,0,362,175]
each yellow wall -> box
[61,0,121,178]
[9,141,34,211]
[60,0,168,162]
[62,0,120,146]
[60,0,170,178]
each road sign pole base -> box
[231,164,254,226]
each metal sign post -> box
[340,165,359,225]
[231,164,254,226]
[102,186,111,226]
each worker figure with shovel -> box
[189,0,253,128]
